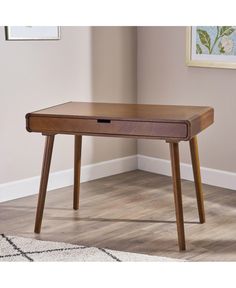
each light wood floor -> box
[1,170,236,261]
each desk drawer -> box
[27,116,188,139]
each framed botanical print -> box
[5,26,60,41]
[186,26,236,69]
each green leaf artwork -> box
[219,26,234,37]
[196,44,202,54]
[197,29,211,53]
[196,26,235,55]
[218,42,225,54]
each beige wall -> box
[0,26,137,184]
[89,27,137,163]
[137,27,236,172]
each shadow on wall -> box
[84,26,137,178]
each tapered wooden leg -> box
[189,136,205,223]
[169,142,186,251]
[34,135,55,233]
[73,135,82,210]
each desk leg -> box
[169,142,186,251]
[189,136,205,223]
[34,135,55,233]
[73,135,82,210]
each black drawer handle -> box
[97,119,111,123]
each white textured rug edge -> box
[0,234,185,262]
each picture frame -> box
[5,26,61,41]
[186,26,236,69]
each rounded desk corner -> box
[25,113,31,120]
[25,113,32,132]
[26,126,32,133]
[183,120,192,141]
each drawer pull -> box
[97,119,111,123]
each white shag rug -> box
[0,234,182,262]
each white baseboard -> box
[138,154,236,191]
[1,153,235,203]
[0,155,137,203]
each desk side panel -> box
[189,108,214,139]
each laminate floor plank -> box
[0,170,235,261]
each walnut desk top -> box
[26,102,214,141]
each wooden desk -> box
[26,102,214,251]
